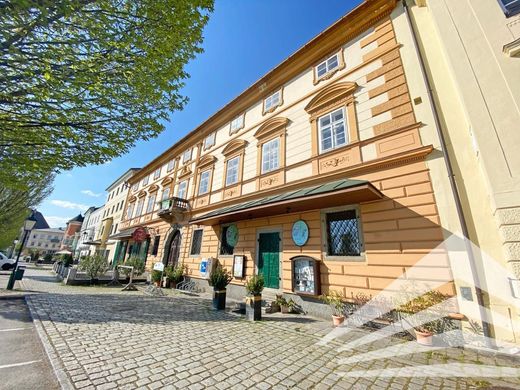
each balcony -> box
[157,197,191,224]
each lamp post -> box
[7,212,37,290]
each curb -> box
[25,295,74,390]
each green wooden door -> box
[258,232,280,289]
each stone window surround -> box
[313,48,346,85]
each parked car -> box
[0,252,16,270]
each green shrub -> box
[245,274,264,296]
[165,264,184,284]
[209,265,232,290]
[321,290,346,317]
[78,255,109,280]
[151,269,162,283]
[43,253,53,262]
[121,256,145,276]
[62,254,73,267]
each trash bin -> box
[14,266,25,281]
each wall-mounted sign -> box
[132,227,148,242]
[292,256,320,296]
[233,255,246,278]
[153,262,164,272]
[226,224,239,247]
[291,220,309,247]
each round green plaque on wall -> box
[292,220,309,247]
[226,224,239,247]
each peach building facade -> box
[113,0,487,324]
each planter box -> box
[213,289,227,310]
[245,295,262,321]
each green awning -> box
[190,178,383,225]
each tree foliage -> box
[0,0,213,185]
[0,172,54,248]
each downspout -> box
[401,0,494,346]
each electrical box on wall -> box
[199,257,216,279]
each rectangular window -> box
[264,91,281,112]
[153,167,161,180]
[161,186,170,201]
[318,108,347,153]
[261,138,280,173]
[219,226,234,255]
[167,159,175,172]
[325,209,362,257]
[126,203,135,220]
[131,184,138,192]
[198,170,211,195]
[142,175,149,187]
[182,149,192,163]
[225,156,240,186]
[151,236,161,256]
[499,0,520,17]
[146,194,156,213]
[135,199,144,217]
[230,115,244,134]
[178,181,188,199]
[204,132,216,150]
[316,53,339,79]
[190,229,203,256]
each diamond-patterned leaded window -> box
[190,229,203,256]
[326,209,361,256]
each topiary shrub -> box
[121,256,145,276]
[78,255,109,281]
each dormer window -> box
[182,148,192,163]
[230,114,244,134]
[263,90,282,114]
[204,132,216,150]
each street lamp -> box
[7,212,37,290]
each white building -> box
[77,206,104,258]
[26,228,65,256]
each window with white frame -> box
[142,175,149,187]
[264,90,281,112]
[178,180,188,199]
[135,198,144,216]
[167,159,175,172]
[153,167,161,180]
[198,170,211,195]
[131,183,138,192]
[161,186,170,201]
[126,203,135,220]
[190,229,203,256]
[324,208,362,257]
[146,194,156,213]
[499,0,520,17]
[318,108,347,153]
[182,149,192,163]
[261,138,280,173]
[225,156,240,186]
[230,115,244,134]
[204,132,216,150]
[316,53,339,79]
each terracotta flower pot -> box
[415,329,433,346]
[281,305,289,314]
[332,315,345,327]
[154,280,161,287]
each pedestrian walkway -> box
[12,267,520,389]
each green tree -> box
[0,0,213,186]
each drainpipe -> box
[401,0,494,346]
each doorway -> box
[163,230,181,268]
[257,231,281,289]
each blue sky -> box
[40,0,362,227]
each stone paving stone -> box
[19,267,520,390]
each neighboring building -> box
[25,228,65,256]
[60,214,84,252]
[406,0,520,343]
[110,0,518,345]
[76,206,104,258]
[101,168,140,265]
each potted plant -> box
[78,254,109,285]
[322,290,346,326]
[209,265,233,310]
[276,295,289,313]
[166,264,185,289]
[120,256,145,281]
[151,269,162,287]
[245,274,264,321]
[398,289,449,346]
[286,298,299,314]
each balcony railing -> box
[157,197,190,222]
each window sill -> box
[323,255,366,262]
[314,68,340,85]
[503,37,520,57]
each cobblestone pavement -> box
[12,267,520,389]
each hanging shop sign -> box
[132,227,148,242]
[233,255,246,278]
[226,224,239,247]
[291,220,309,247]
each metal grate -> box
[326,210,361,256]
[190,229,203,256]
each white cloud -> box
[50,200,89,211]
[65,173,73,178]
[46,216,71,228]
[81,189,102,198]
